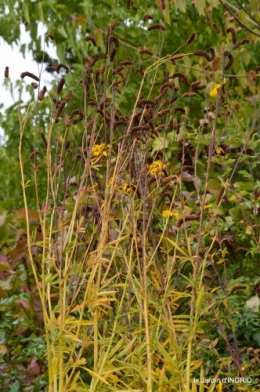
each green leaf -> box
[195,0,206,15]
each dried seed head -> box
[69,109,84,124]
[209,47,215,61]
[148,24,165,31]
[41,132,48,148]
[4,66,9,78]
[110,22,120,30]
[139,48,153,56]
[20,72,40,82]
[143,14,153,21]
[109,35,120,47]
[57,78,65,94]
[38,86,47,101]
[171,106,186,114]
[226,27,236,44]
[169,72,188,84]
[29,150,39,159]
[183,92,197,97]
[212,23,220,33]
[160,0,166,11]
[126,0,131,9]
[232,38,250,50]
[56,63,70,74]
[47,65,57,72]
[110,48,117,62]
[176,214,200,228]
[185,32,195,45]
[224,51,234,70]
[31,82,38,89]
[65,90,73,103]
[85,35,97,46]
[194,50,211,61]
[121,59,134,66]
[169,53,185,61]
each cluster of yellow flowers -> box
[210,79,226,97]
[148,160,167,176]
[92,143,110,157]
[162,210,181,218]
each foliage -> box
[1,1,260,392]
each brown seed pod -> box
[171,106,186,114]
[38,86,47,101]
[110,21,120,30]
[193,84,206,90]
[231,285,247,292]
[169,72,188,85]
[65,90,73,103]
[173,118,180,133]
[212,23,220,33]
[29,150,39,159]
[47,65,57,72]
[193,50,211,61]
[121,59,134,66]
[185,32,195,45]
[4,66,9,78]
[139,48,153,56]
[57,78,65,94]
[217,187,225,205]
[41,132,48,148]
[64,116,70,127]
[109,35,120,47]
[232,38,250,50]
[159,97,178,109]
[160,0,166,10]
[148,24,165,31]
[137,99,155,107]
[126,0,131,9]
[31,82,38,89]
[85,35,97,46]
[56,63,70,74]
[157,109,171,117]
[154,124,167,133]
[136,64,144,75]
[69,109,84,124]
[226,27,236,44]
[56,101,66,117]
[169,53,185,61]
[110,48,117,62]
[20,71,40,82]
[183,92,196,97]
[89,98,98,106]
[143,14,153,21]
[112,66,124,75]
[176,214,200,228]
[209,47,215,61]
[224,51,234,70]
[190,80,201,89]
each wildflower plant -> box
[1,1,258,392]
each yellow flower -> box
[216,381,223,392]
[118,183,133,195]
[162,210,180,218]
[210,79,226,98]
[148,160,166,176]
[210,84,221,97]
[92,143,110,157]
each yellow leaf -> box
[195,0,206,15]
